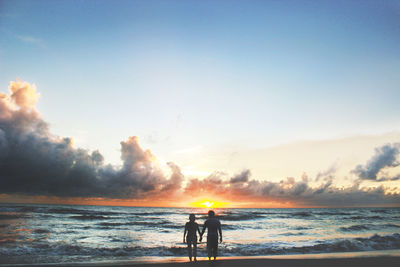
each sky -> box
[0,0,400,207]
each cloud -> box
[0,80,182,199]
[315,164,336,182]
[0,80,399,207]
[230,169,250,183]
[8,80,40,109]
[15,34,45,48]
[184,167,400,207]
[352,143,400,181]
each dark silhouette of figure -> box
[200,210,222,261]
[183,214,201,262]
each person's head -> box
[189,214,196,222]
[208,210,215,218]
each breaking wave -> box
[223,233,400,256]
[1,233,399,260]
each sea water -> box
[0,204,399,264]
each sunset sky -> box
[0,0,400,207]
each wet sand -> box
[2,256,400,267]
[123,257,399,267]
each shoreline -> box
[2,249,400,267]
[1,258,400,267]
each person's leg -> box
[212,236,218,260]
[193,241,197,262]
[187,238,192,261]
[207,236,212,260]
[207,235,217,260]
[213,237,218,260]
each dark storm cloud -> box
[184,168,400,207]
[315,165,336,182]
[0,80,183,198]
[230,169,250,183]
[352,143,400,181]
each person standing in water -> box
[183,214,201,262]
[200,210,222,261]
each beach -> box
[2,257,400,267]
[3,251,400,267]
[105,257,400,267]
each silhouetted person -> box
[183,214,201,262]
[200,210,222,261]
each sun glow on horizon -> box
[190,199,229,208]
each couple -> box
[183,210,222,262]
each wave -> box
[98,222,129,227]
[97,220,182,229]
[0,205,123,217]
[0,205,39,213]
[19,206,38,212]
[222,233,400,256]
[293,226,311,230]
[384,224,400,228]
[50,208,178,218]
[275,212,312,218]
[50,208,122,216]
[1,233,399,259]
[371,209,392,214]
[300,233,400,253]
[70,215,112,220]
[292,211,312,217]
[340,225,370,231]
[49,207,95,214]
[0,213,32,220]
[33,229,51,234]
[96,221,237,231]
[217,213,265,221]
[340,224,400,232]
[345,215,385,220]
[260,210,357,218]
[281,232,306,236]
[130,211,178,216]
[314,212,353,216]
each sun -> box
[202,201,214,208]
[190,199,228,208]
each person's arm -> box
[197,224,201,237]
[199,221,207,242]
[218,222,222,243]
[183,224,187,243]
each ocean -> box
[0,204,400,264]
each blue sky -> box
[1,0,400,180]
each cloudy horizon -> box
[0,79,399,207]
